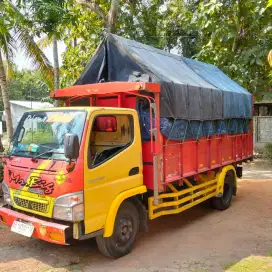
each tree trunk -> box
[232,0,242,53]
[0,135,4,153]
[73,38,77,47]
[77,0,120,33]
[52,34,60,90]
[0,52,13,139]
[107,0,120,33]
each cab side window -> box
[88,114,134,168]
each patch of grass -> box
[68,265,82,271]
[43,261,83,272]
[223,261,238,270]
[268,251,272,257]
[264,143,272,162]
[44,269,69,272]
[225,256,272,272]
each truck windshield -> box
[9,110,86,160]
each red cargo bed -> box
[52,82,254,193]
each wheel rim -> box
[116,217,133,247]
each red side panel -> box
[142,142,154,191]
[142,131,253,191]
[94,94,137,109]
[198,139,209,171]
[211,137,220,167]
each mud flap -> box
[236,165,243,178]
[129,197,148,232]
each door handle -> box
[129,167,139,176]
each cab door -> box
[83,109,143,234]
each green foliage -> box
[60,3,105,86]
[224,256,272,272]
[223,261,238,270]
[118,1,165,48]
[60,1,166,87]
[22,129,56,145]
[59,0,272,99]
[0,0,53,83]
[17,0,70,38]
[165,0,272,100]
[264,143,272,162]
[0,69,51,111]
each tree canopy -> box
[58,0,272,101]
[60,0,166,86]
[5,0,272,100]
[164,0,272,99]
[0,69,51,112]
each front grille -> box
[14,196,48,214]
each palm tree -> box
[0,0,53,139]
[52,34,60,90]
[38,34,60,91]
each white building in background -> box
[254,100,272,152]
[3,100,53,131]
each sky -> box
[14,37,179,70]
[14,41,66,70]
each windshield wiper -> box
[31,149,63,162]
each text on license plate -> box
[11,220,34,237]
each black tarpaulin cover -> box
[75,34,252,120]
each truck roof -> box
[51,82,159,99]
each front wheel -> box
[96,201,139,259]
[212,170,235,210]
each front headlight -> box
[2,181,12,206]
[53,191,84,222]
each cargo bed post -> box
[151,92,161,205]
[123,89,161,205]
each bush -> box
[264,143,272,162]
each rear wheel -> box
[212,171,235,210]
[96,201,139,258]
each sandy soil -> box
[0,161,271,272]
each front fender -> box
[103,185,147,237]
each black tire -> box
[212,170,234,210]
[96,201,139,259]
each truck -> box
[0,34,253,259]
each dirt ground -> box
[0,160,272,272]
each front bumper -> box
[0,207,69,245]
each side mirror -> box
[64,133,79,160]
